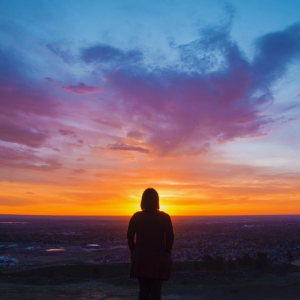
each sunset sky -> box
[0,0,300,216]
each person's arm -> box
[165,215,174,254]
[127,215,136,252]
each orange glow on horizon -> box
[1,154,300,216]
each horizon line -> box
[1,213,300,217]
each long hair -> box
[141,188,159,211]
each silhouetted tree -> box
[93,266,101,279]
[241,253,253,268]
[215,256,225,270]
[193,260,200,271]
[255,252,268,268]
[287,250,293,262]
[227,256,236,270]
[202,255,214,272]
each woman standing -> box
[127,188,174,300]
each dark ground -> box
[1,262,300,299]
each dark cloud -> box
[81,43,143,65]
[107,143,150,153]
[252,22,300,87]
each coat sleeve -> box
[127,215,136,252]
[165,215,174,254]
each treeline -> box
[174,252,269,272]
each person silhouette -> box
[127,188,174,300]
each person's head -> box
[141,188,159,211]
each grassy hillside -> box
[1,262,300,299]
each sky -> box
[0,0,300,216]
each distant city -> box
[1,215,300,272]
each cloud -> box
[90,22,300,156]
[72,168,86,174]
[59,191,120,206]
[81,43,143,65]
[127,130,145,140]
[0,118,49,147]
[107,143,150,153]
[54,82,103,94]
[93,173,108,177]
[0,145,62,171]
[252,22,300,86]
[44,77,61,84]
[2,17,300,161]
[282,118,297,123]
[0,48,58,117]
[58,129,77,137]
[0,197,36,206]
[47,43,74,64]
[0,47,59,152]
[95,118,123,129]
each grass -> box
[2,262,300,300]
[0,281,135,300]
[2,279,300,300]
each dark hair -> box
[141,188,159,211]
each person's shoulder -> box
[131,211,142,219]
[158,210,171,219]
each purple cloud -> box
[55,82,103,94]
[85,22,300,156]
[282,118,297,124]
[58,129,77,137]
[107,143,150,153]
[0,49,58,117]
[127,130,145,140]
[0,146,62,171]
[0,118,49,147]
[0,48,59,151]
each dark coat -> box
[127,210,174,281]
